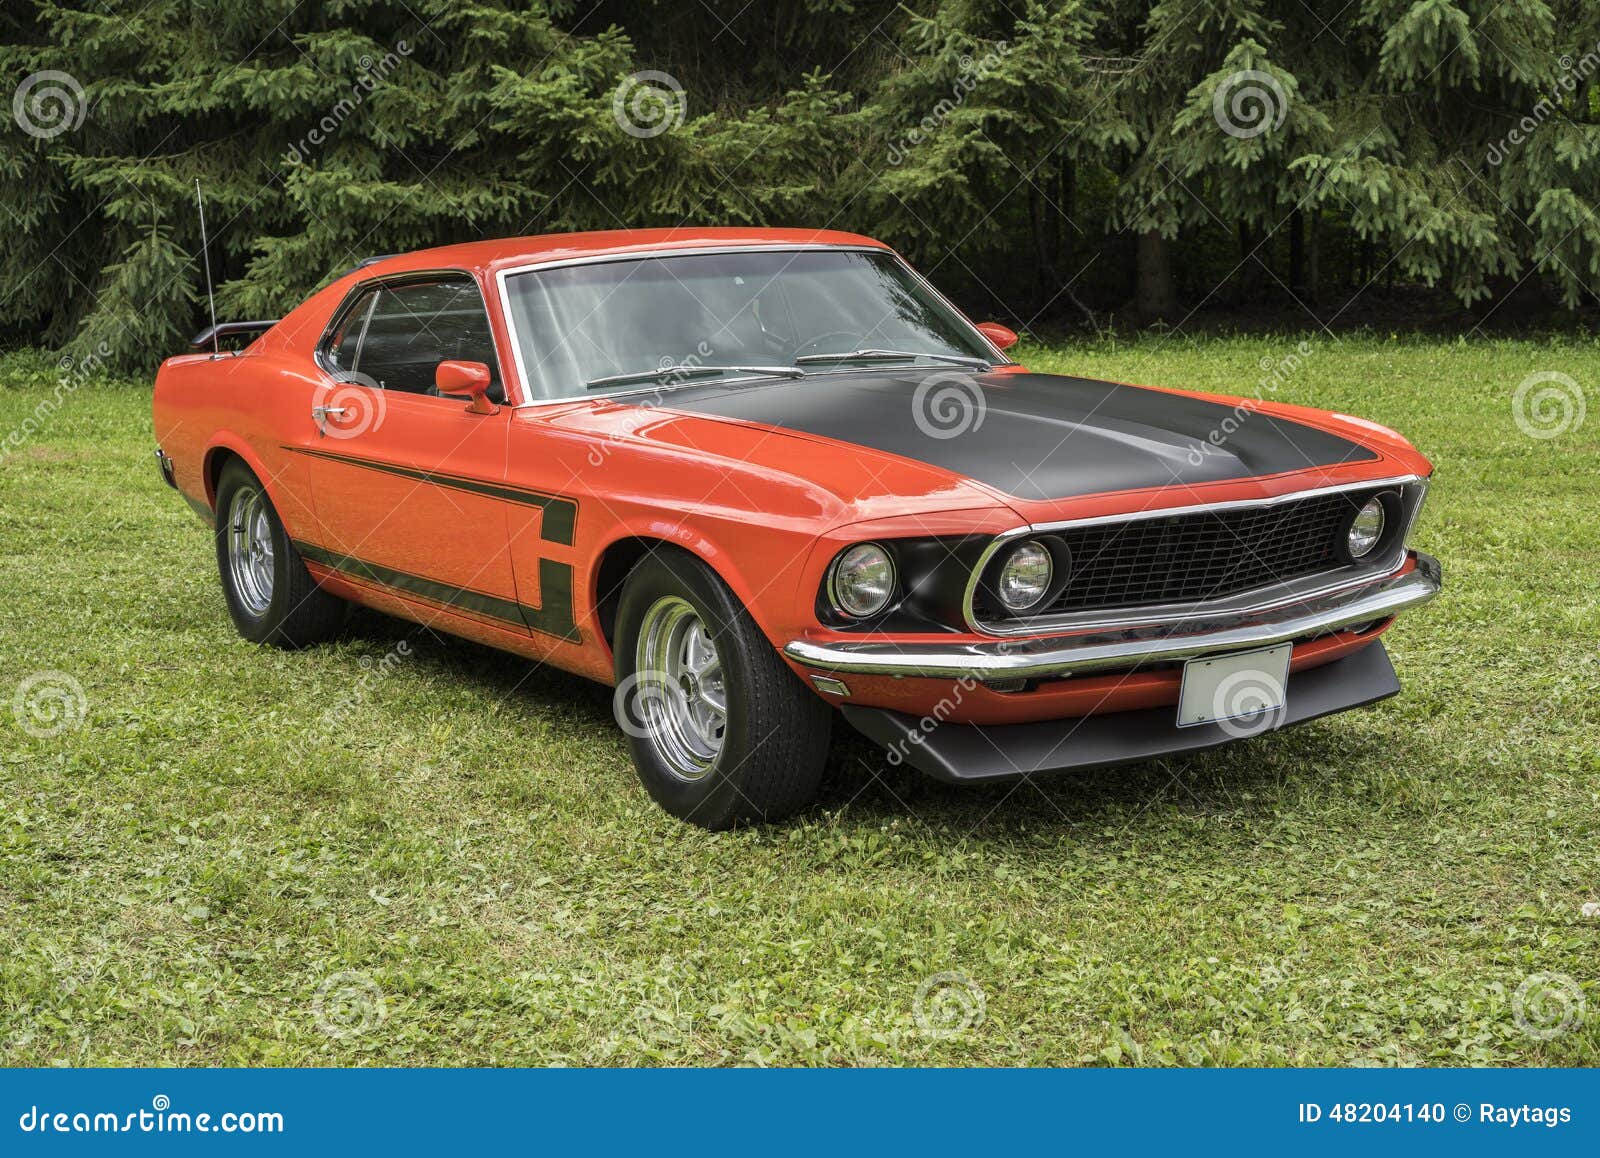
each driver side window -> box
[321,275,506,403]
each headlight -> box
[1346,497,1386,559]
[828,543,896,618]
[995,540,1053,611]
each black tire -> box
[214,458,345,648]
[614,549,831,829]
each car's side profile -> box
[152,228,1440,828]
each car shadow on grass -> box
[813,723,1391,837]
[339,606,1390,836]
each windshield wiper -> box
[586,363,805,390]
[793,348,991,370]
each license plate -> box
[1177,643,1292,728]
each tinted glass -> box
[358,280,502,399]
[503,249,990,400]
[323,277,504,403]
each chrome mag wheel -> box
[634,596,727,781]
[227,484,276,616]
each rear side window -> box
[320,275,505,402]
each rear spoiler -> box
[189,319,280,350]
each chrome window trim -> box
[492,244,1015,409]
[962,474,1427,636]
[314,268,508,406]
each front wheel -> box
[214,459,345,648]
[614,550,831,829]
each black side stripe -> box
[296,541,581,643]
[283,446,577,545]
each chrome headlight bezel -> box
[1347,497,1386,558]
[994,539,1054,611]
[827,542,898,619]
[1337,489,1403,564]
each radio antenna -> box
[195,178,219,357]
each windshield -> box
[502,248,995,401]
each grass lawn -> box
[1,335,1596,1067]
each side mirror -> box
[436,360,498,414]
[975,322,1019,351]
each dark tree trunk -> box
[1307,208,1321,304]
[1288,208,1306,293]
[1135,229,1178,323]
[1235,220,1262,304]
[1028,161,1096,328]
[1030,184,1051,300]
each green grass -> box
[1,335,1597,1066]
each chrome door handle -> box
[312,405,348,435]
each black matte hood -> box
[655,369,1379,503]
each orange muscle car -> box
[153,229,1441,828]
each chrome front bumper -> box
[785,551,1442,681]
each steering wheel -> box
[792,330,863,360]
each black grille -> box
[1015,489,1373,618]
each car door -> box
[297,273,527,634]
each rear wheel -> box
[614,550,831,829]
[214,459,345,648]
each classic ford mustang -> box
[152,228,1440,828]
